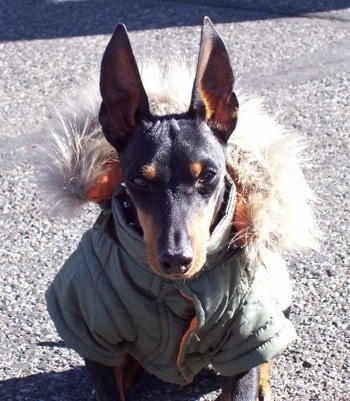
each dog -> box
[40,17,318,401]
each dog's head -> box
[99,17,239,280]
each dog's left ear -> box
[189,17,239,143]
[99,24,150,149]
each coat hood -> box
[35,60,319,268]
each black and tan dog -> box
[41,17,318,401]
[89,18,263,401]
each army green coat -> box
[46,184,295,385]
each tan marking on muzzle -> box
[185,182,225,278]
[185,201,215,277]
[135,208,164,277]
[137,203,211,280]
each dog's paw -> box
[258,362,272,401]
[258,388,272,401]
[258,391,272,401]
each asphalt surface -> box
[0,1,349,400]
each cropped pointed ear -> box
[99,24,150,150]
[189,17,239,143]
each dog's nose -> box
[158,250,193,275]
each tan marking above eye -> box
[141,164,157,180]
[190,162,203,178]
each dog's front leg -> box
[84,358,120,401]
[84,355,139,401]
[218,367,260,401]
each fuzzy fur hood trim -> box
[36,61,319,264]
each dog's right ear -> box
[189,17,239,144]
[99,24,150,150]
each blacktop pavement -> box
[0,1,349,400]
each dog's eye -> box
[131,177,147,188]
[198,170,216,184]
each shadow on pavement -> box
[0,368,94,401]
[0,0,348,42]
[0,364,221,401]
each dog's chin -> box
[150,268,202,281]
[147,256,206,281]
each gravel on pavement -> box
[1,1,349,400]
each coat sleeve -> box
[211,254,296,376]
[45,230,130,367]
